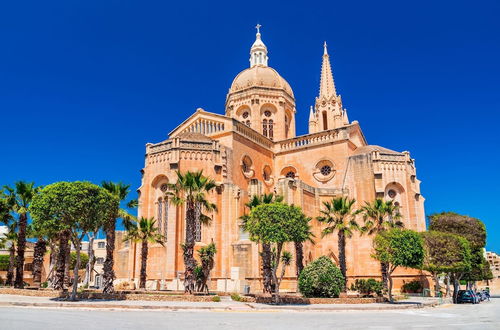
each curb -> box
[0,301,437,312]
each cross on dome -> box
[256,24,261,34]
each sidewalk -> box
[0,294,443,312]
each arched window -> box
[285,171,295,179]
[285,116,289,138]
[163,198,168,239]
[245,120,251,127]
[322,111,328,130]
[263,119,268,137]
[157,198,163,233]
[268,119,274,140]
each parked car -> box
[457,290,479,304]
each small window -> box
[264,110,272,117]
[387,189,397,199]
[96,258,104,265]
[242,111,249,119]
[285,171,296,179]
[320,165,332,176]
[97,242,105,249]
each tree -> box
[428,212,486,303]
[101,181,137,294]
[30,181,119,300]
[123,217,165,289]
[3,182,40,288]
[359,198,403,291]
[420,231,471,296]
[195,242,217,293]
[317,196,359,291]
[240,193,284,294]
[372,228,424,302]
[167,170,217,294]
[245,203,311,303]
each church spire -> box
[319,41,336,98]
[250,24,268,67]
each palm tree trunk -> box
[103,217,116,294]
[294,241,304,278]
[6,243,15,286]
[32,238,47,288]
[338,231,347,292]
[54,230,70,290]
[14,213,28,288]
[183,204,196,294]
[261,243,274,294]
[139,240,148,289]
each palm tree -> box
[101,181,137,293]
[358,198,403,291]
[123,217,164,289]
[28,224,55,288]
[195,242,217,294]
[316,196,359,291]
[240,193,283,294]
[167,170,217,294]
[4,181,39,288]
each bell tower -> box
[309,42,349,134]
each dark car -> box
[457,290,478,304]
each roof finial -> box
[256,23,262,35]
[323,41,328,55]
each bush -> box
[231,293,242,301]
[211,295,221,302]
[41,281,48,288]
[0,255,9,271]
[298,256,345,298]
[350,279,383,297]
[401,280,423,293]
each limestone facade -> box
[119,28,427,292]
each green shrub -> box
[298,256,345,298]
[211,295,221,302]
[350,278,383,297]
[41,281,48,288]
[401,280,423,293]
[231,293,242,301]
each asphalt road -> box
[0,299,498,330]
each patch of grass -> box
[212,295,221,302]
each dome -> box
[228,65,294,98]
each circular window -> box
[242,111,249,119]
[388,189,397,199]
[160,184,169,192]
[285,171,295,179]
[264,110,272,117]
[320,165,332,176]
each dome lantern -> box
[250,24,268,67]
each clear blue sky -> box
[1,1,499,250]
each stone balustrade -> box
[275,128,344,153]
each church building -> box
[114,27,427,292]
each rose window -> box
[264,110,272,117]
[160,184,169,192]
[242,112,249,119]
[320,165,332,176]
[285,171,295,179]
